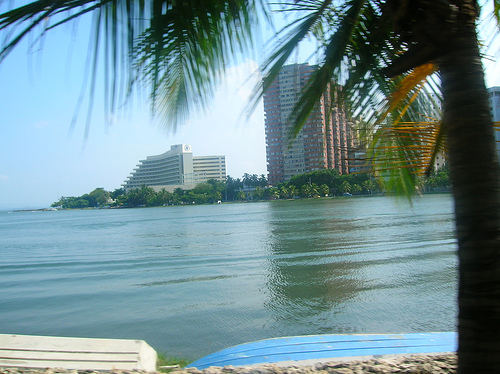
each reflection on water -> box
[265,202,361,333]
[263,197,457,337]
[0,195,457,359]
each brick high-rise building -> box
[264,63,353,185]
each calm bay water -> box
[0,195,457,360]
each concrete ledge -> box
[0,334,157,371]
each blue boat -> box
[187,332,457,369]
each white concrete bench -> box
[0,334,157,371]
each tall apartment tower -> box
[488,86,500,161]
[264,63,352,185]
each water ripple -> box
[134,275,237,287]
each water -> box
[0,195,457,360]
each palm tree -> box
[362,179,377,195]
[236,190,247,201]
[1,1,500,372]
[340,180,352,195]
[319,184,330,197]
[257,3,499,372]
[157,188,171,206]
[310,182,320,197]
[279,185,290,199]
[242,173,253,187]
[300,184,313,198]
[266,186,280,199]
[252,186,264,200]
[259,174,268,187]
[351,184,362,195]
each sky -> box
[1,6,500,210]
[0,14,269,210]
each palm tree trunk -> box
[439,3,500,373]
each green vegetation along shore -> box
[51,166,450,210]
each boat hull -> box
[187,332,457,369]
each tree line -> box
[52,166,450,209]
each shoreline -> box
[8,191,452,213]
[0,354,457,374]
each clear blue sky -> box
[1,7,500,210]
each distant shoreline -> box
[10,207,59,213]
[7,191,452,213]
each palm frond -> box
[493,0,500,26]
[359,64,443,194]
[287,0,365,140]
[129,0,266,130]
[1,0,265,131]
[246,0,335,114]
[256,0,444,196]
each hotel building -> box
[488,86,500,161]
[264,63,353,185]
[123,144,226,192]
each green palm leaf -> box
[1,0,265,131]
[258,0,443,195]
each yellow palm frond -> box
[359,63,443,195]
[378,63,439,127]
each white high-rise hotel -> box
[122,144,226,192]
